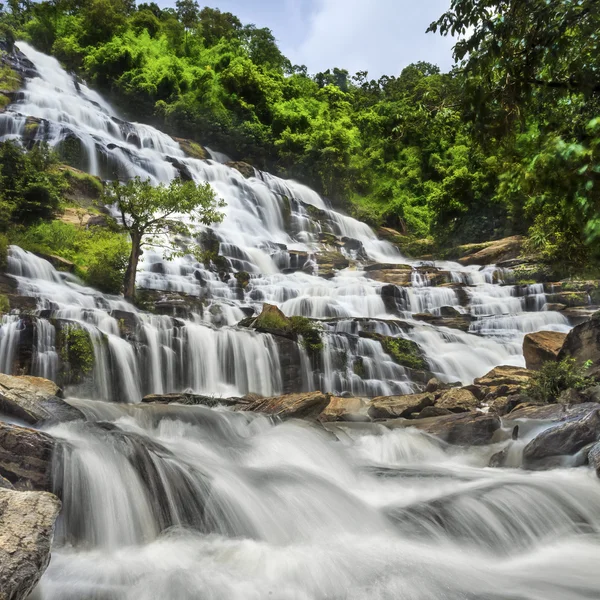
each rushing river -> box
[0,42,598,600]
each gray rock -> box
[523,409,600,469]
[0,422,55,490]
[0,374,83,426]
[0,488,61,600]
[558,312,600,378]
[588,442,600,477]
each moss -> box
[0,233,7,272]
[235,271,250,289]
[0,93,9,109]
[57,325,95,384]
[61,166,104,201]
[254,304,291,333]
[361,332,427,370]
[0,294,10,314]
[175,138,207,160]
[353,356,366,378]
[0,63,20,93]
[289,316,323,356]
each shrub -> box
[527,358,593,403]
[57,325,95,384]
[289,316,323,356]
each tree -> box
[175,0,198,30]
[105,177,224,301]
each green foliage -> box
[380,336,427,371]
[0,233,7,271]
[289,316,323,356]
[527,358,593,404]
[11,220,130,294]
[0,141,66,230]
[57,325,95,384]
[0,294,9,314]
[254,305,289,332]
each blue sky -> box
[156,0,456,78]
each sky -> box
[156,0,456,78]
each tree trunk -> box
[123,231,142,301]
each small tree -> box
[105,177,224,301]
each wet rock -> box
[135,289,204,319]
[319,396,370,422]
[226,161,255,178]
[412,412,501,446]
[0,374,82,426]
[588,442,600,477]
[474,365,534,388]
[0,475,13,490]
[425,377,449,393]
[456,236,525,266]
[523,409,600,469]
[413,405,453,419]
[558,311,600,378]
[545,303,567,312]
[32,253,75,273]
[0,422,54,490]
[0,488,61,600]
[435,388,479,413]
[413,312,473,332]
[173,137,207,160]
[315,250,350,279]
[506,402,600,422]
[141,392,239,407]
[359,332,427,370]
[380,284,408,313]
[366,265,413,286]
[369,392,435,420]
[236,391,331,420]
[487,394,526,416]
[523,331,567,371]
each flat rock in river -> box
[319,396,370,422]
[435,388,479,413]
[235,391,331,420]
[369,393,435,420]
[523,409,600,468]
[0,374,83,426]
[0,488,61,600]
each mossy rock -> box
[0,294,10,314]
[226,161,255,178]
[234,271,250,289]
[360,331,427,370]
[60,165,104,202]
[56,324,95,385]
[0,62,21,93]
[173,137,207,160]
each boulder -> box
[558,312,600,378]
[319,396,370,422]
[366,266,413,286]
[457,236,525,266]
[588,442,600,477]
[0,423,55,490]
[141,392,239,407]
[413,412,501,446]
[413,312,473,332]
[435,388,479,413]
[226,161,255,178]
[236,391,331,420]
[523,331,567,371]
[507,402,600,422]
[0,374,83,426]
[369,392,435,420]
[0,489,61,600]
[474,365,534,388]
[522,409,600,468]
[413,406,453,419]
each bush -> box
[57,325,95,384]
[289,316,323,356]
[526,358,593,403]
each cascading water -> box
[1,42,598,600]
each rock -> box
[557,387,588,405]
[0,422,54,490]
[315,250,350,279]
[435,388,479,413]
[413,412,501,446]
[474,365,534,387]
[141,392,239,407]
[558,311,600,378]
[412,312,474,332]
[588,442,600,477]
[0,374,82,426]
[489,445,511,468]
[457,236,525,266]
[507,402,600,422]
[32,253,75,273]
[439,306,461,317]
[236,391,331,420]
[359,332,427,370]
[319,396,370,422]
[369,392,435,419]
[545,303,567,312]
[226,161,255,178]
[366,265,413,286]
[487,395,525,416]
[249,303,293,337]
[546,291,590,308]
[425,378,448,393]
[413,405,453,419]
[523,331,567,371]
[523,409,600,468]
[0,488,61,600]
[0,475,13,490]
[173,137,207,160]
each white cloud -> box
[290,0,455,78]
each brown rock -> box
[558,312,600,378]
[457,236,525,266]
[474,365,534,388]
[413,412,501,446]
[0,423,55,490]
[435,388,479,413]
[226,161,255,178]
[368,392,435,420]
[236,391,331,420]
[523,331,567,371]
[413,406,453,419]
[0,488,61,600]
[319,397,370,422]
[141,392,239,407]
[0,374,82,426]
[507,402,600,422]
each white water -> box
[0,41,598,600]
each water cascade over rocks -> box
[1,43,598,600]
